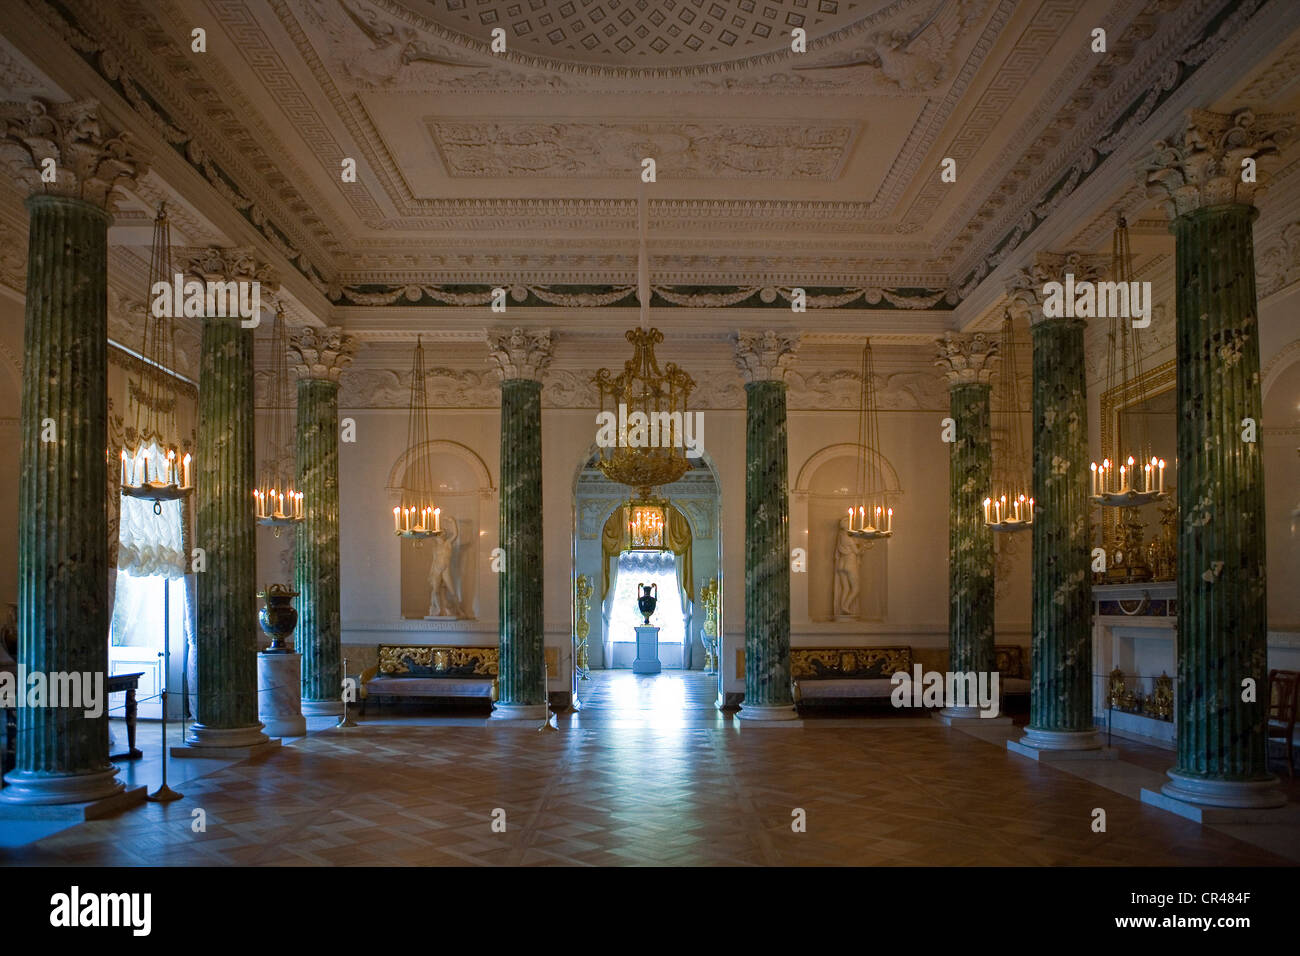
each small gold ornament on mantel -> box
[700,577,719,673]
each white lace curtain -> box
[117,494,186,579]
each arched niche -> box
[795,443,899,624]
[389,440,495,622]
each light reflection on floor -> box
[567,669,725,730]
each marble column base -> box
[489,703,549,722]
[1139,770,1286,822]
[736,702,799,722]
[0,784,145,821]
[0,766,126,806]
[1007,727,1116,761]
[172,722,274,758]
[934,707,1012,725]
[301,699,344,717]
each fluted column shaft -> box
[189,315,265,743]
[734,330,800,719]
[497,378,545,709]
[4,196,119,802]
[485,327,552,719]
[948,383,995,679]
[1003,252,1105,752]
[296,377,342,708]
[743,380,793,709]
[1,98,148,805]
[1027,315,1093,735]
[1171,205,1269,782]
[1143,106,1292,808]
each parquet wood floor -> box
[0,671,1291,866]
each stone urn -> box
[637,582,658,626]
[258,584,299,653]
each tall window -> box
[608,550,684,644]
[110,495,188,719]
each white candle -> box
[1158,459,1165,493]
[994,497,1001,524]
[846,507,853,531]
[393,507,400,533]
[140,451,148,485]
[183,454,191,488]
[434,507,441,533]
[983,497,991,524]
[1090,461,1097,496]
[1028,497,1034,522]
[886,508,893,533]
[120,450,127,487]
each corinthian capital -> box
[486,327,553,382]
[177,246,280,292]
[290,326,356,382]
[733,329,801,383]
[0,99,150,212]
[1145,107,1294,219]
[1005,252,1108,325]
[935,331,999,387]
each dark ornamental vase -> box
[258,584,300,653]
[637,583,658,626]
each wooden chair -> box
[1266,669,1299,778]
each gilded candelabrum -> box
[700,577,719,674]
[574,574,593,682]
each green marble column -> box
[291,328,355,716]
[1007,254,1107,753]
[486,329,552,720]
[734,331,800,720]
[935,333,999,718]
[1145,107,1292,810]
[1,100,148,805]
[180,249,278,751]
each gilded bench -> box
[359,644,498,713]
[790,646,913,707]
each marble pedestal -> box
[1139,770,1286,823]
[259,652,306,738]
[1007,727,1116,761]
[633,626,662,674]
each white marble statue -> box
[426,516,461,618]
[832,516,865,619]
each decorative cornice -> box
[1005,252,1108,326]
[733,330,802,384]
[956,0,1272,297]
[335,282,956,311]
[1145,107,1295,218]
[935,331,999,387]
[289,326,356,383]
[0,98,149,211]
[485,327,553,383]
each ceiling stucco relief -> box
[427,119,856,180]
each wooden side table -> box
[108,671,145,760]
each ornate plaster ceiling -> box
[0,0,1298,350]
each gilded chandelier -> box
[121,203,193,512]
[593,327,695,499]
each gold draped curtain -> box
[601,504,693,606]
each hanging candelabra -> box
[393,335,442,540]
[254,302,304,535]
[985,310,1033,533]
[1090,216,1167,508]
[846,340,894,540]
[121,203,193,513]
